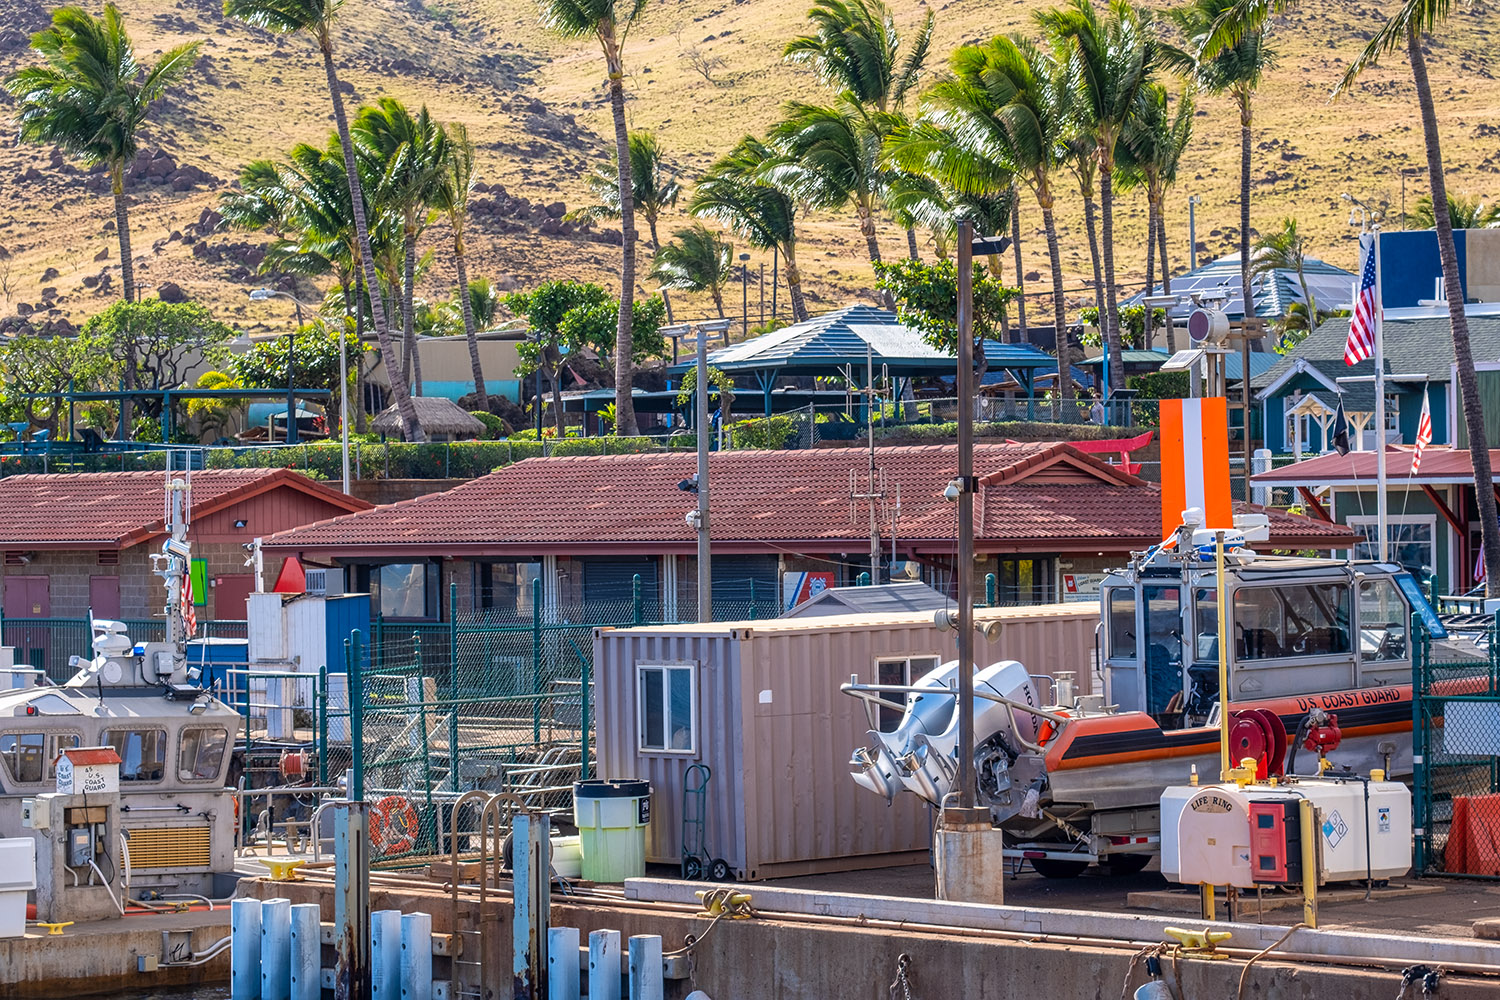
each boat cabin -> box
[1100,554,1438,730]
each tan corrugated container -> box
[592,602,1098,881]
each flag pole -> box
[1373,229,1389,562]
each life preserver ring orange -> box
[369,795,419,855]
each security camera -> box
[678,475,699,493]
[163,538,191,560]
[685,509,701,528]
[943,479,963,502]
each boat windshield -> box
[1143,585,1182,715]
[1234,583,1351,660]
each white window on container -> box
[874,655,941,732]
[637,663,696,754]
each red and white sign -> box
[783,572,835,611]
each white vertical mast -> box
[1372,230,1389,562]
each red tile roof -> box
[266,443,1351,556]
[0,468,370,548]
[1253,445,1497,486]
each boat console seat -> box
[1240,627,1281,659]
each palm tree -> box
[1059,126,1106,339]
[5,4,201,305]
[783,0,932,113]
[1250,216,1315,323]
[1166,0,1274,357]
[908,37,1075,418]
[466,277,502,331]
[652,224,734,317]
[1410,193,1500,230]
[1332,0,1500,592]
[1040,0,1157,398]
[430,121,488,411]
[767,100,888,275]
[539,0,650,436]
[568,131,681,251]
[224,0,422,441]
[1118,82,1195,350]
[785,0,933,257]
[690,136,810,323]
[352,98,447,398]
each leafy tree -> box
[79,299,236,428]
[232,319,364,433]
[224,0,422,442]
[0,334,115,437]
[186,370,246,440]
[430,121,489,410]
[4,4,201,305]
[874,257,1014,381]
[691,136,809,322]
[568,131,681,250]
[1040,0,1157,397]
[539,0,652,436]
[1409,193,1500,230]
[675,364,736,436]
[651,224,734,317]
[507,281,666,434]
[1078,304,1164,348]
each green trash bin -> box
[573,778,651,882]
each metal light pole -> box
[955,219,977,813]
[739,253,750,339]
[1188,194,1202,271]
[662,319,731,621]
[759,263,766,328]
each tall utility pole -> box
[1188,194,1202,271]
[695,324,711,621]
[955,219,977,812]
[850,342,888,583]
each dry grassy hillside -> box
[1,0,1499,338]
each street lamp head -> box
[248,288,275,301]
[739,253,751,262]
[698,318,733,335]
[970,235,1011,256]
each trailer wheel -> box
[1103,853,1151,876]
[1030,858,1089,879]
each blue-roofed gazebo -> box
[666,304,1061,418]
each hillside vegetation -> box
[1,0,1497,336]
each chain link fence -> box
[1414,617,1500,876]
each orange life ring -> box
[369,795,419,855]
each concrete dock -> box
[0,908,230,999]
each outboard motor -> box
[849,659,1040,808]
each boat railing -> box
[234,783,342,858]
[839,679,1071,755]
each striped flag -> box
[1346,233,1379,365]
[1159,397,1233,535]
[1412,391,1433,474]
[181,568,197,638]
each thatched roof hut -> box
[372,396,486,442]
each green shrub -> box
[730,415,798,450]
[470,411,508,440]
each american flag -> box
[181,567,197,638]
[1346,233,1379,365]
[1411,391,1433,474]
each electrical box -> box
[67,827,93,868]
[1247,800,1303,884]
[23,794,55,832]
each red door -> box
[213,574,255,622]
[89,576,121,620]
[3,576,51,674]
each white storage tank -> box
[1161,775,1410,886]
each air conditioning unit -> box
[304,569,327,595]
[890,561,922,582]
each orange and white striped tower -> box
[1159,397,1233,536]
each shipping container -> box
[592,602,1098,881]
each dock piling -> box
[588,929,621,1000]
[400,911,433,1000]
[547,926,580,1000]
[371,909,402,1000]
[290,903,320,1000]
[261,897,291,1000]
[513,811,552,998]
[232,897,263,1000]
[627,935,663,1000]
